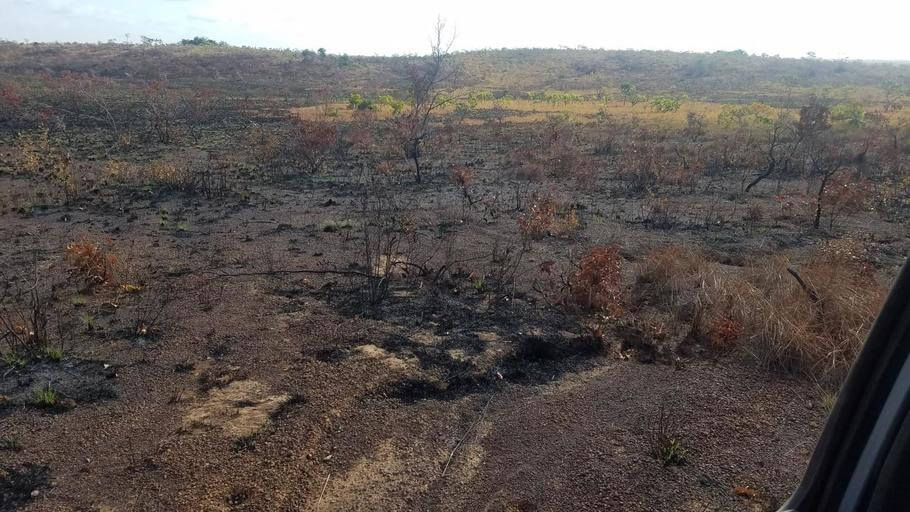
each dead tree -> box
[397,18,459,183]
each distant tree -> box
[619,83,642,105]
[882,80,905,112]
[830,103,866,128]
[317,48,326,58]
[650,96,681,113]
[720,102,804,194]
[180,36,225,47]
[807,131,859,229]
[395,18,460,183]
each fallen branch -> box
[202,267,374,280]
[786,267,820,303]
[315,473,330,510]
[441,394,494,477]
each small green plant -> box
[648,402,687,467]
[80,312,97,331]
[821,390,838,415]
[653,436,687,467]
[45,345,63,361]
[320,218,358,232]
[2,351,27,367]
[34,383,59,408]
[471,275,486,292]
[0,436,22,451]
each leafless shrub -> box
[16,128,78,204]
[0,271,69,359]
[357,173,420,306]
[483,241,530,295]
[129,284,177,337]
[647,401,687,467]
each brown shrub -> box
[16,128,78,203]
[518,194,558,239]
[65,241,119,289]
[287,119,339,173]
[568,246,623,315]
[518,193,582,239]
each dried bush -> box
[0,273,69,359]
[568,246,623,315]
[0,82,25,124]
[745,203,765,224]
[139,157,230,198]
[517,193,581,239]
[449,166,474,187]
[130,284,176,337]
[818,172,873,229]
[287,119,340,173]
[140,80,180,143]
[637,243,886,384]
[874,173,910,220]
[1,279,49,357]
[647,402,687,467]
[518,194,557,239]
[243,123,283,168]
[65,241,119,289]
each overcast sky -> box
[2,0,908,61]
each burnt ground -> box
[0,126,907,512]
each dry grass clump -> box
[726,254,885,384]
[634,243,886,385]
[634,245,711,306]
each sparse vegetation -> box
[648,402,688,467]
[0,24,905,512]
[0,436,22,451]
[33,382,59,408]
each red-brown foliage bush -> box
[568,246,623,314]
[518,193,581,239]
[65,241,119,289]
[517,194,558,239]
[0,83,24,122]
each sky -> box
[2,0,908,61]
